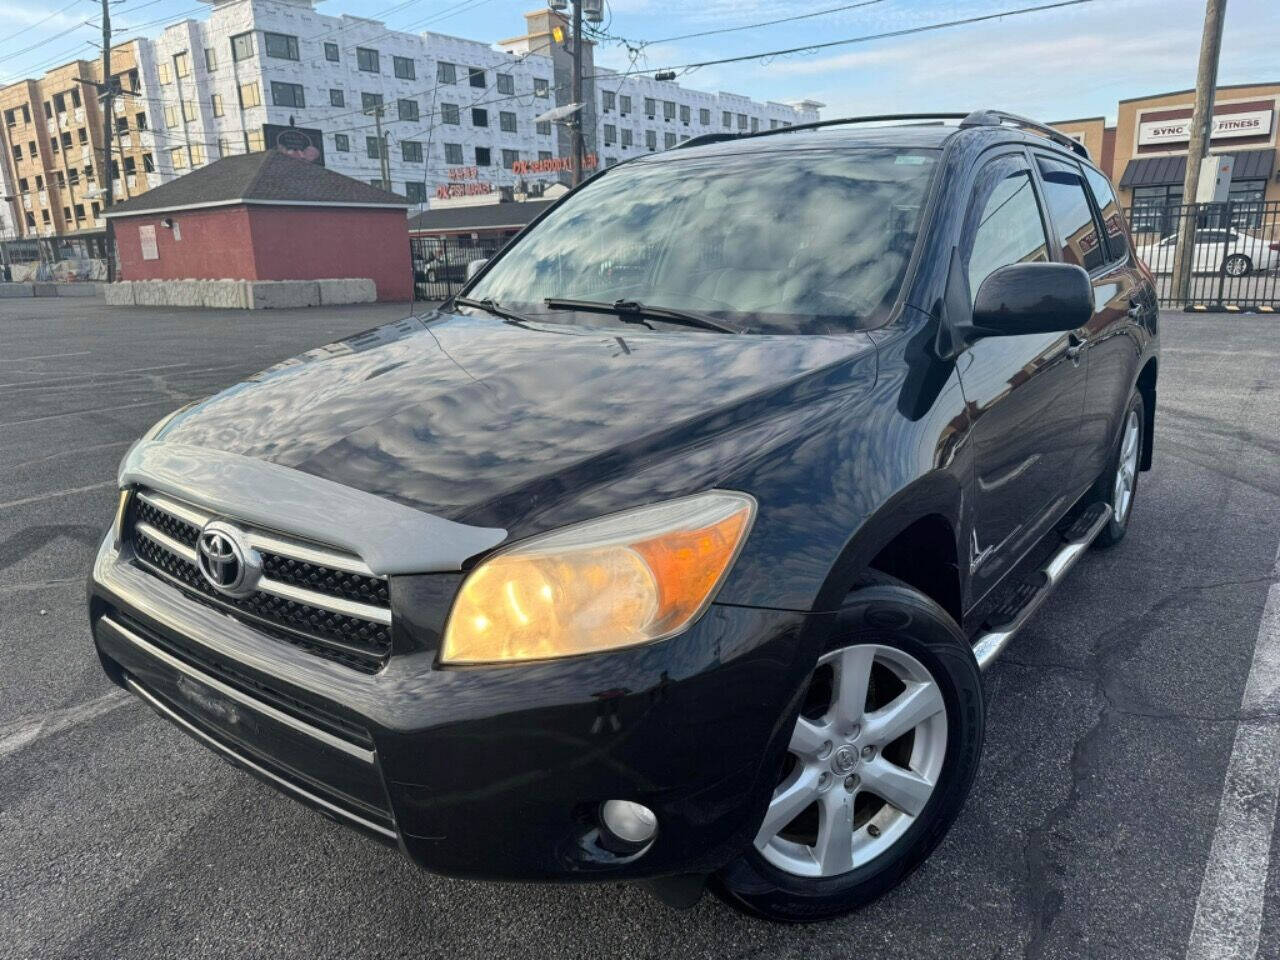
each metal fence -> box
[410,235,507,301]
[1123,199,1280,311]
[1,233,109,283]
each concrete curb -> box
[0,282,100,298]
[103,278,380,309]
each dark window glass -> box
[441,103,459,125]
[361,92,383,111]
[472,107,488,127]
[393,56,415,79]
[444,142,463,165]
[402,140,423,162]
[325,42,339,62]
[334,133,349,152]
[437,62,456,84]
[405,181,425,203]
[499,110,516,132]
[271,81,304,108]
[398,98,418,121]
[475,146,491,166]
[264,32,299,60]
[1036,155,1105,271]
[356,47,379,72]
[230,32,253,61]
[1082,164,1126,261]
[965,163,1050,303]
[330,89,344,107]
[497,73,514,95]
[468,67,486,88]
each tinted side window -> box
[1036,155,1104,271]
[1082,165,1126,262]
[965,160,1050,303]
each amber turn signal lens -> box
[441,492,756,664]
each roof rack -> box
[959,109,1090,159]
[674,109,1090,160]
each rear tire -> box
[1223,254,1251,278]
[713,574,984,922]
[1090,391,1144,549]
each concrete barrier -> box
[318,278,376,305]
[104,282,136,306]
[247,280,321,309]
[0,281,99,298]
[101,278,378,308]
[0,283,35,298]
[55,283,100,297]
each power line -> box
[0,0,89,52]
[605,0,1101,76]
[619,0,888,48]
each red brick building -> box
[104,152,412,301]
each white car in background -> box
[1136,227,1280,277]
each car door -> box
[1037,155,1141,489]
[954,149,1090,601]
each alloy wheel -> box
[1113,409,1140,523]
[756,643,948,878]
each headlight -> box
[441,491,756,664]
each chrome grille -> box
[127,489,392,672]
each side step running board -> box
[972,504,1113,670]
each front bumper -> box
[89,533,823,881]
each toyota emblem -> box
[196,521,261,597]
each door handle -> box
[1065,333,1087,362]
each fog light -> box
[600,799,658,847]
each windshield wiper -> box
[453,296,531,324]
[542,297,742,334]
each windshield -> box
[465,147,939,334]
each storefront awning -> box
[1119,148,1276,188]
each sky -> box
[0,0,1276,124]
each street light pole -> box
[570,0,584,186]
[1171,0,1227,304]
[367,103,390,190]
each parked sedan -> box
[1136,227,1280,276]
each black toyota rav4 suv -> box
[88,110,1158,922]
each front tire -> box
[1223,253,1251,278]
[714,576,984,922]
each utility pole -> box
[1171,0,1227,304]
[367,103,390,190]
[100,0,115,282]
[570,0,584,186]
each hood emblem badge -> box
[196,520,262,598]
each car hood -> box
[155,311,876,530]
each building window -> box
[141,154,153,172]
[621,128,632,148]
[324,42,339,62]
[74,203,85,220]
[468,67,486,88]
[444,142,463,165]
[620,95,631,115]
[264,32,299,61]
[770,119,778,130]
[437,61,456,84]
[210,93,223,117]
[171,147,187,170]
[330,88,344,107]
[238,81,261,108]
[678,104,689,124]
[191,143,205,165]
[538,150,552,162]
[737,113,747,130]
[645,129,656,151]
[497,73,514,95]
[398,98,418,121]
[135,112,146,130]
[663,101,675,121]
[1228,179,1267,229]
[722,111,731,128]
[163,104,177,127]
[174,51,191,77]
[11,144,21,162]
[71,86,81,108]
[204,47,217,71]
[361,92,383,112]
[533,77,548,98]
[216,138,229,157]
[246,129,264,152]
[664,132,676,149]
[180,100,196,122]
[699,108,710,126]
[369,178,389,191]
[334,133,350,152]
[603,123,616,145]
[645,98,655,119]
[472,107,488,127]
[271,82,304,108]
[499,110,516,133]
[501,148,519,169]
[366,135,385,159]
[157,62,171,85]
[405,181,426,203]
[750,116,759,132]
[536,119,551,136]
[393,55,415,79]
[602,90,615,112]
[230,32,253,61]
[441,103,459,125]
[356,47,379,72]
[475,146,491,166]
[402,140,423,162]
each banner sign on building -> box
[262,124,326,165]
[511,153,599,176]
[1137,109,1273,146]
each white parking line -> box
[1186,541,1280,960]
[0,690,135,760]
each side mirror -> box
[971,261,1093,337]
[465,258,489,280]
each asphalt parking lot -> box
[2,297,1279,960]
